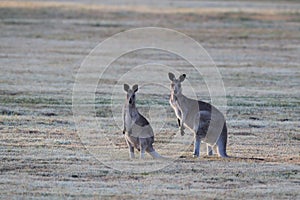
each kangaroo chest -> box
[125,108,138,129]
[170,96,182,119]
[125,107,153,138]
[170,95,199,130]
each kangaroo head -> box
[124,83,138,105]
[168,72,186,95]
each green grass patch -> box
[0,96,71,105]
[227,95,299,108]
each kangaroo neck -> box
[128,104,138,118]
[171,92,184,101]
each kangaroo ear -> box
[179,74,186,82]
[132,84,138,92]
[168,72,175,81]
[124,84,130,92]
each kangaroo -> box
[168,72,228,158]
[122,84,161,159]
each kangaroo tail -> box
[149,151,163,159]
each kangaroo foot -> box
[129,152,135,159]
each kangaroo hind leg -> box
[126,140,135,159]
[216,124,228,158]
[207,144,213,156]
[193,137,201,158]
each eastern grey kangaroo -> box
[168,73,228,158]
[122,84,161,159]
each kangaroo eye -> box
[171,83,175,87]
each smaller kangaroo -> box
[122,84,161,159]
[168,72,229,158]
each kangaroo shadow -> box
[225,156,265,162]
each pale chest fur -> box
[169,96,182,119]
[170,95,200,132]
[124,107,138,130]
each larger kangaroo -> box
[122,84,161,159]
[168,72,228,158]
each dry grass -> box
[0,0,299,199]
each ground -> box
[0,0,299,199]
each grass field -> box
[0,0,299,199]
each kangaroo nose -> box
[129,98,132,104]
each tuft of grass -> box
[140,172,150,176]
[0,96,71,105]
[287,133,300,141]
[227,95,299,108]
[0,108,22,116]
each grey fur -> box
[122,84,161,159]
[168,72,228,158]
